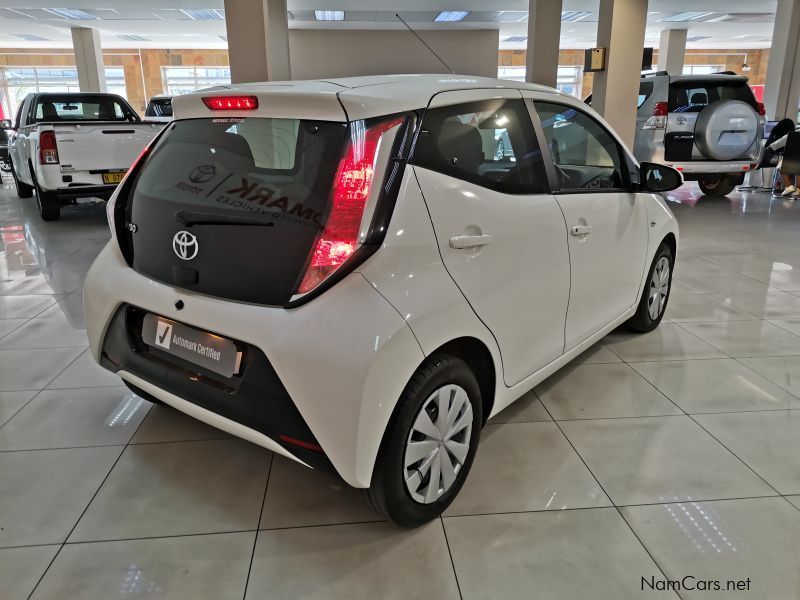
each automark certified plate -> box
[102,171,126,184]
[141,314,242,378]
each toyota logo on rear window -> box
[189,165,216,184]
[173,231,199,260]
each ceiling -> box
[0,1,778,50]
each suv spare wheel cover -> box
[693,99,759,161]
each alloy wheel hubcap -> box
[648,256,671,320]
[404,384,473,504]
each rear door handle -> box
[570,225,593,237]
[449,234,492,249]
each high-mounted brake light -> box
[39,130,59,164]
[202,96,258,111]
[642,102,668,130]
[296,117,404,295]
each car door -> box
[8,97,27,178]
[411,89,570,386]
[530,98,648,350]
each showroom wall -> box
[288,30,500,80]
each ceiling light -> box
[561,11,592,22]
[315,10,344,21]
[118,34,148,41]
[180,9,224,20]
[434,11,469,22]
[11,33,48,41]
[42,8,97,20]
[660,12,714,22]
[705,14,732,22]
[503,36,528,42]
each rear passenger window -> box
[411,98,548,194]
[668,81,757,113]
[534,102,626,192]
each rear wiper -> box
[174,211,274,228]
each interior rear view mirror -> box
[640,161,683,192]
[0,119,13,130]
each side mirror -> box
[640,161,683,192]
[0,119,13,130]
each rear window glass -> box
[34,95,138,122]
[132,117,345,226]
[668,81,757,113]
[145,98,173,118]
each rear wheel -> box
[365,355,482,527]
[31,167,60,221]
[698,175,737,197]
[10,161,33,198]
[626,242,673,333]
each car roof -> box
[173,74,570,121]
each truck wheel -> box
[31,170,60,221]
[698,175,737,197]
[10,161,33,198]
[365,354,482,527]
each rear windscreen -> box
[127,117,347,304]
[145,98,173,118]
[34,95,139,122]
[668,81,757,113]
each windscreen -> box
[145,98,173,118]
[127,117,347,304]
[34,94,139,122]
[668,81,757,113]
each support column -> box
[658,28,687,75]
[71,27,106,92]
[763,0,800,121]
[525,0,563,87]
[592,0,648,148]
[224,0,291,83]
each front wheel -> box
[698,175,737,197]
[626,243,673,332]
[365,355,482,527]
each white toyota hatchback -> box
[85,75,681,526]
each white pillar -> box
[592,0,648,148]
[525,0,563,87]
[71,27,106,92]
[658,28,687,75]
[224,0,291,83]
[763,0,800,121]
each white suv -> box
[84,75,681,526]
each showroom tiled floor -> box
[1,180,800,599]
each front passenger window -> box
[534,102,626,191]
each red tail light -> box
[202,96,258,110]
[756,102,766,116]
[39,130,59,164]
[652,102,668,117]
[296,117,404,295]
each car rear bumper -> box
[56,184,117,200]
[662,160,759,178]
[83,242,425,488]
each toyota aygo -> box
[84,75,681,526]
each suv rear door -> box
[411,89,570,386]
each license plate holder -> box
[141,314,242,378]
[102,171,126,184]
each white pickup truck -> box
[6,92,161,221]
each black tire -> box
[698,175,737,197]
[31,167,60,221]
[10,161,33,198]
[626,242,674,333]
[365,354,482,527]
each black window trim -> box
[409,95,551,196]
[528,98,633,195]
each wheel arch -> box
[662,232,677,260]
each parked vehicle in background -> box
[84,75,681,527]
[144,95,174,124]
[6,92,161,221]
[632,72,765,196]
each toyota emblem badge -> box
[172,230,199,261]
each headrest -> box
[437,120,484,173]
[690,92,708,105]
[41,102,58,120]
